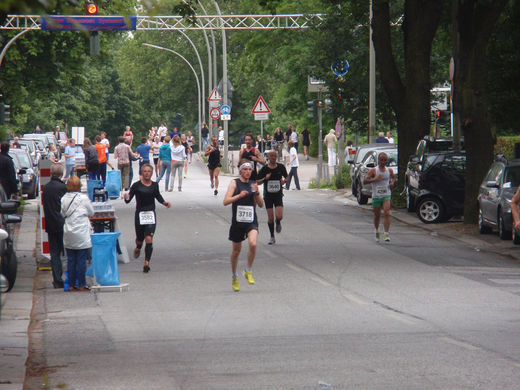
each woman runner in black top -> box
[124,164,171,272]
[257,149,288,245]
[223,160,264,292]
[239,133,265,181]
[205,136,222,195]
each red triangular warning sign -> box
[208,87,221,102]
[252,95,271,114]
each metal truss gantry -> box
[0,14,325,31]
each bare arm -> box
[512,187,520,230]
[223,180,241,206]
[389,168,396,188]
[363,168,378,185]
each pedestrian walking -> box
[170,135,186,192]
[114,136,134,191]
[205,136,222,196]
[83,138,99,181]
[42,164,67,288]
[290,127,299,152]
[301,126,312,160]
[156,136,172,191]
[324,129,338,167]
[151,136,161,177]
[239,133,265,181]
[272,127,285,162]
[218,126,225,150]
[285,141,301,190]
[363,152,395,242]
[257,149,288,245]
[223,160,264,292]
[124,164,171,273]
[136,137,152,175]
[180,133,192,179]
[124,125,134,146]
[60,176,94,291]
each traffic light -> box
[86,2,98,15]
[307,100,317,121]
[435,110,450,125]
[0,103,10,125]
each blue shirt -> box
[136,144,152,162]
[64,145,76,165]
[158,144,171,161]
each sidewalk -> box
[0,201,39,390]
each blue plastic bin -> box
[105,170,121,199]
[87,179,104,202]
[86,232,121,286]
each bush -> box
[334,164,351,189]
[494,136,520,159]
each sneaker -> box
[383,232,390,243]
[243,270,255,285]
[268,237,276,245]
[275,221,282,233]
[178,188,182,192]
[133,247,141,259]
[375,231,380,243]
[214,189,218,196]
[232,276,240,292]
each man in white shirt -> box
[285,141,300,190]
[158,123,168,141]
[100,131,110,160]
[323,129,338,167]
[386,131,395,144]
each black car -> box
[406,151,466,223]
[9,148,39,199]
[478,157,520,241]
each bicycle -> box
[0,200,22,293]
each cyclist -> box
[124,164,171,272]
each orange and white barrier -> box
[39,159,52,259]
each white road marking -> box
[263,249,277,258]
[488,279,520,285]
[340,291,369,305]
[285,263,303,272]
[438,337,480,351]
[309,276,332,287]
[384,311,416,325]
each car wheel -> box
[406,186,415,212]
[416,197,445,224]
[478,207,492,234]
[356,187,368,205]
[1,250,17,293]
[513,228,520,245]
[498,211,512,240]
[351,180,358,197]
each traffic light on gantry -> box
[86,2,98,15]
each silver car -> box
[350,143,396,197]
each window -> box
[504,166,520,187]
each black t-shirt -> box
[231,178,257,225]
[302,130,311,144]
[125,181,165,213]
[240,147,258,180]
[273,132,284,142]
[257,163,288,197]
[201,127,209,138]
[208,147,221,166]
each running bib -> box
[236,206,254,223]
[139,211,156,225]
[375,185,390,197]
[267,180,281,193]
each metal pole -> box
[368,0,376,143]
[143,44,201,148]
[261,120,264,142]
[197,0,214,136]
[317,91,323,185]
[0,27,37,68]
[214,1,229,172]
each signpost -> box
[252,96,271,141]
[220,104,231,121]
[208,87,222,108]
[209,107,221,120]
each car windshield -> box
[30,139,45,150]
[9,154,21,171]
[504,166,520,188]
[19,141,35,153]
[385,151,398,167]
[13,153,31,168]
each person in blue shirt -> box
[136,137,152,175]
[156,136,172,191]
[64,138,76,179]
[170,127,181,139]
[375,132,389,143]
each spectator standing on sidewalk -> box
[100,131,110,161]
[201,122,210,150]
[286,140,301,190]
[324,129,338,167]
[290,127,299,152]
[42,164,67,288]
[386,131,395,144]
[83,138,99,181]
[376,132,389,143]
[0,141,17,198]
[114,136,134,191]
[63,138,76,179]
[136,137,152,175]
[61,176,94,291]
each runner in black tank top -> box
[124,164,171,273]
[223,160,264,292]
[239,133,265,181]
[205,136,222,195]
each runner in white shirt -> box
[363,152,395,242]
[158,123,168,141]
[285,141,300,190]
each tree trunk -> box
[372,0,442,188]
[453,0,506,224]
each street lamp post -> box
[142,43,202,148]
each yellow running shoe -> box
[243,270,255,285]
[232,276,240,292]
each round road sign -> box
[210,107,221,120]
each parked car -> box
[354,148,398,205]
[8,148,39,199]
[17,139,40,166]
[349,143,396,196]
[57,131,68,152]
[478,157,520,241]
[406,150,466,223]
[23,137,48,159]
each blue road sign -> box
[41,15,137,31]
[220,105,231,115]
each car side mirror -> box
[409,155,420,164]
[0,200,20,214]
[486,180,499,188]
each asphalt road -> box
[39,158,520,390]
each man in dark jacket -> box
[0,141,18,198]
[42,164,67,288]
